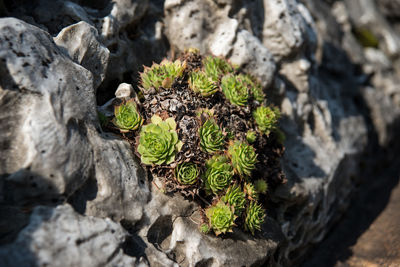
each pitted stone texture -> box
[164,0,276,87]
[164,0,236,55]
[6,0,169,101]
[54,21,110,89]
[136,187,284,267]
[262,0,317,61]
[81,131,150,223]
[0,18,150,225]
[0,18,96,204]
[0,204,141,267]
[230,30,276,88]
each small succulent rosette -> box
[175,162,200,185]
[137,115,183,165]
[205,200,237,236]
[112,99,143,133]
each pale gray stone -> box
[115,83,135,99]
[0,204,141,267]
[54,21,110,89]
[1,0,400,266]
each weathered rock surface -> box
[0,204,141,267]
[0,17,149,238]
[54,21,110,89]
[1,0,400,267]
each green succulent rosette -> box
[205,200,237,236]
[254,179,268,194]
[203,155,234,194]
[137,115,183,165]
[221,184,246,216]
[202,56,233,82]
[246,130,257,144]
[238,74,265,102]
[199,119,225,153]
[221,74,249,107]
[189,71,218,97]
[200,224,210,234]
[253,105,280,136]
[112,100,143,132]
[228,141,257,178]
[244,182,259,200]
[140,59,185,90]
[245,201,265,235]
[175,162,199,185]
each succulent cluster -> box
[140,59,185,90]
[107,51,284,237]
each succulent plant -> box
[254,179,268,194]
[246,130,257,144]
[244,182,259,200]
[238,74,265,102]
[189,70,218,97]
[202,56,233,82]
[203,155,234,194]
[221,74,249,106]
[205,200,237,236]
[228,141,257,177]
[253,105,280,136]
[112,100,143,132]
[140,59,185,90]
[245,201,265,235]
[175,162,199,185]
[221,184,246,216]
[200,223,210,234]
[137,115,183,165]
[199,119,225,154]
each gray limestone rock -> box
[0,17,149,237]
[54,21,110,89]
[1,0,400,266]
[0,17,96,205]
[261,0,317,61]
[0,204,141,267]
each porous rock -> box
[0,17,149,238]
[0,204,142,267]
[54,21,110,89]
[1,0,400,266]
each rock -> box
[0,17,96,205]
[164,0,277,87]
[230,30,276,88]
[6,0,169,103]
[137,188,284,267]
[1,0,400,266]
[54,21,110,89]
[261,0,317,61]
[115,83,135,99]
[0,204,142,267]
[344,0,400,57]
[0,17,149,226]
